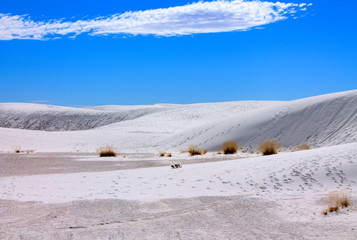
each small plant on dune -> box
[14,145,21,153]
[159,152,166,157]
[14,148,35,154]
[322,190,351,215]
[220,141,239,154]
[24,150,35,154]
[258,140,280,155]
[336,190,351,208]
[97,146,117,157]
[188,145,207,156]
[329,190,352,208]
[292,143,311,152]
[328,206,340,213]
[166,153,172,157]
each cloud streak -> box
[0,0,310,40]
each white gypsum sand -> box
[0,100,281,152]
[0,142,356,203]
[0,90,357,239]
[0,90,356,153]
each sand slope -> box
[0,101,279,152]
[0,103,173,131]
[166,90,357,150]
[0,90,356,152]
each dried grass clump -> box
[220,141,238,154]
[336,191,351,208]
[292,143,311,152]
[328,206,340,213]
[159,152,172,157]
[258,140,280,155]
[322,190,351,215]
[14,148,35,154]
[188,145,207,156]
[97,147,117,157]
[329,190,351,208]
[24,150,35,154]
[14,146,21,153]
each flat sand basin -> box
[0,152,243,177]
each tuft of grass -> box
[323,190,351,215]
[336,191,351,208]
[97,147,117,157]
[328,206,339,212]
[220,141,238,154]
[188,145,207,156]
[258,140,280,155]
[292,143,311,152]
[14,146,21,153]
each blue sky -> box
[0,0,356,106]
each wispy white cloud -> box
[0,0,310,40]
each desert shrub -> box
[323,190,351,215]
[14,146,21,153]
[328,206,339,212]
[159,152,166,157]
[14,148,35,154]
[188,145,207,156]
[335,190,351,208]
[328,190,351,208]
[220,141,238,154]
[166,153,172,157]
[97,147,117,157]
[292,143,311,152]
[298,143,311,150]
[258,140,280,155]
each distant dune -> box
[167,90,357,150]
[0,90,356,152]
[0,103,173,131]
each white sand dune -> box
[0,101,280,152]
[0,102,174,131]
[0,90,356,153]
[165,90,357,151]
[1,90,357,239]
